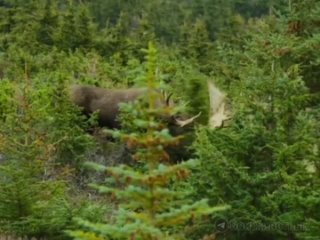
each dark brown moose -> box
[69,85,200,129]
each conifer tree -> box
[57,1,95,51]
[3,1,41,53]
[68,43,227,240]
[75,5,95,49]
[0,77,70,238]
[180,19,213,74]
[0,64,96,239]
[191,2,320,239]
[37,0,59,46]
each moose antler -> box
[207,81,231,128]
[175,112,202,127]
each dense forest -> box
[0,0,319,239]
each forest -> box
[0,0,319,239]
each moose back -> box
[69,85,200,129]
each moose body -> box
[69,85,199,129]
[70,85,150,128]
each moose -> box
[68,83,230,163]
[69,84,201,130]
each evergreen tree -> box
[75,5,95,49]
[68,43,227,240]
[4,1,41,53]
[0,61,96,238]
[57,2,95,51]
[58,4,78,51]
[0,78,70,238]
[37,0,59,46]
[190,3,320,239]
[284,0,320,96]
[180,19,213,73]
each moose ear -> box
[161,90,174,106]
[166,93,173,106]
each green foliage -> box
[68,43,227,240]
[180,19,213,73]
[36,0,59,46]
[87,0,237,43]
[0,162,69,238]
[57,3,95,51]
[190,5,320,239]
[0,65,95,237]
[0,0,319,239]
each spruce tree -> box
[37,0,59,46]
[0,64,95,239]
[191,2,320,239]
[0,77,69,238]
[68,43,227,240]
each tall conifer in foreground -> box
[68,43,227,240]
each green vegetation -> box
[0,0,319,239]
[68,43,227,240]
